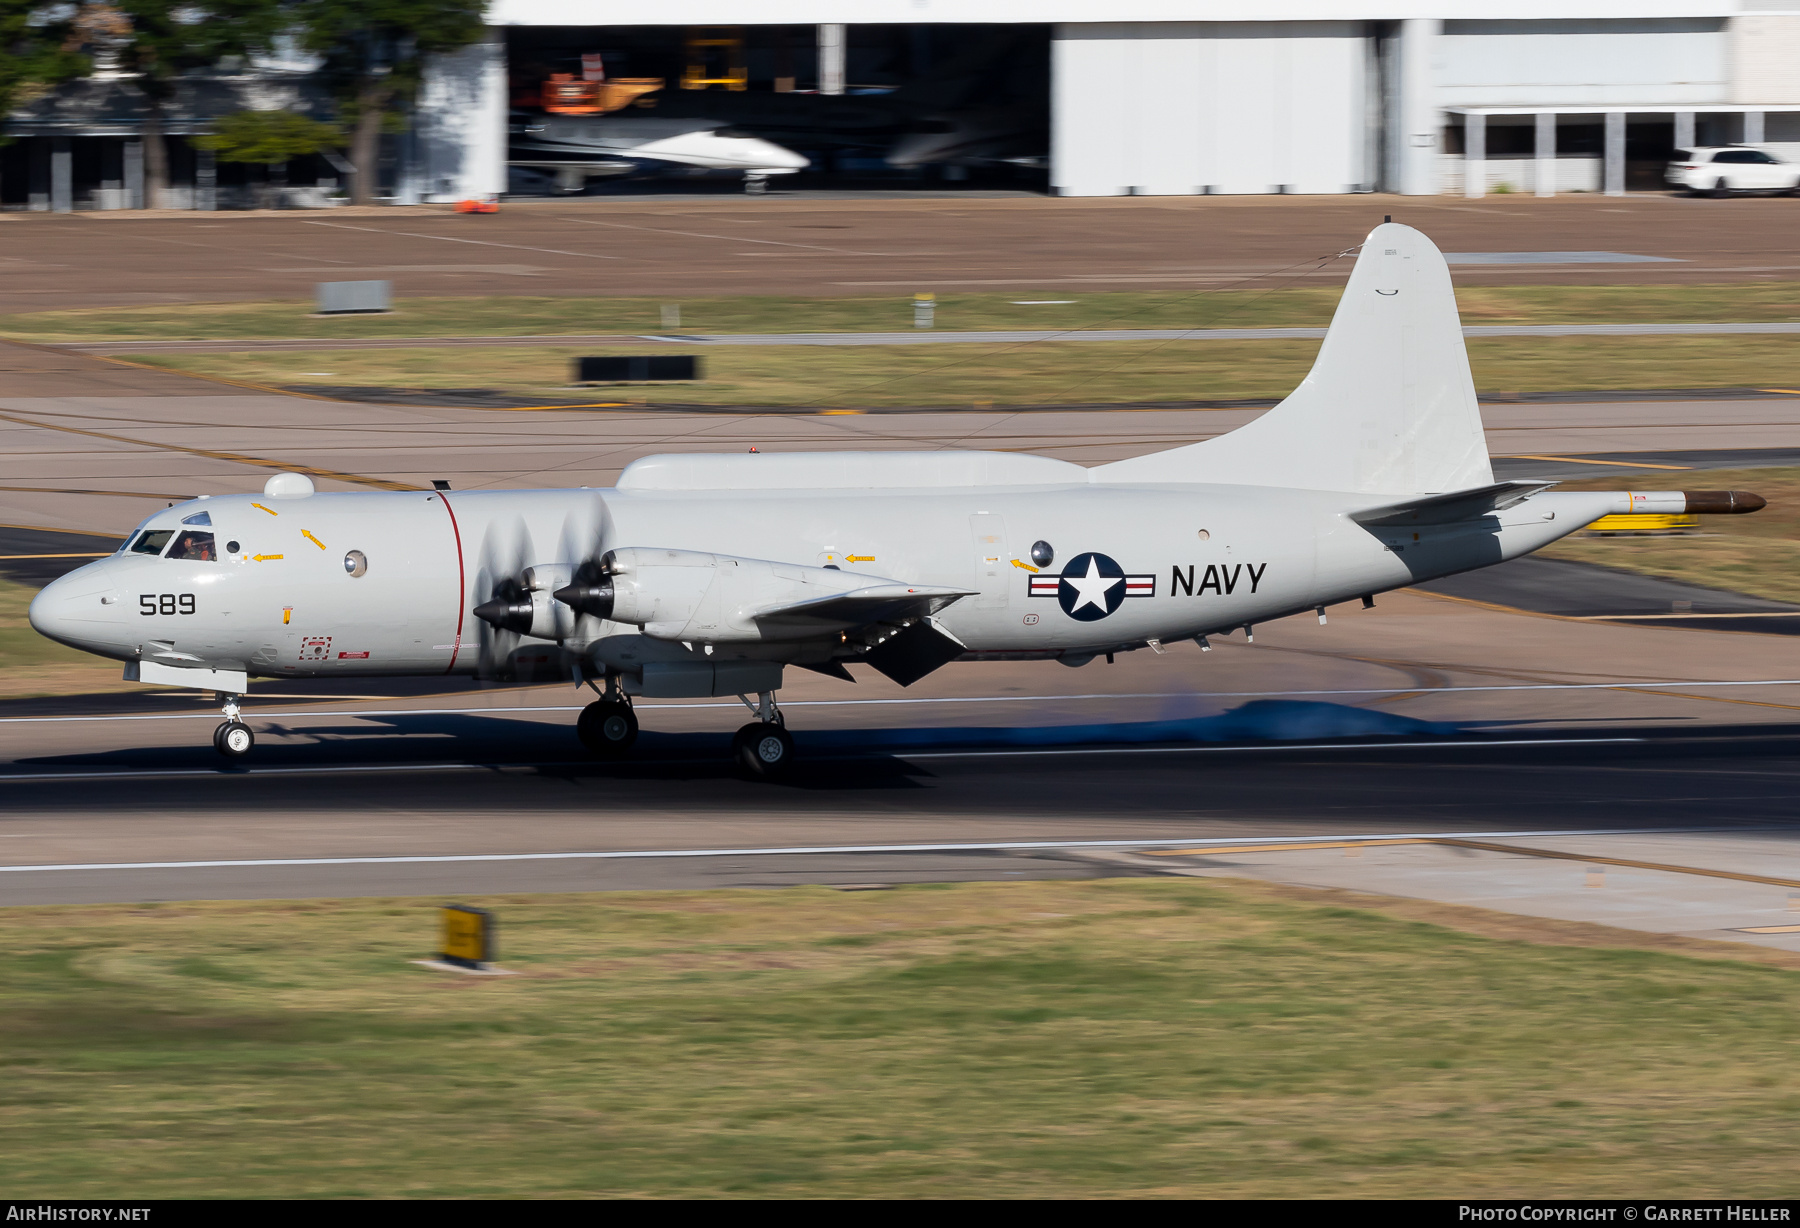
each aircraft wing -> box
[750,583,976,631]
[1351,480,1557,526]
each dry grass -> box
[118,334,1800,409]
[7,282,1800,343]
[4,877,1800,1198]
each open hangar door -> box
[502,24,1049,194]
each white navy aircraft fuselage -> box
[30,225,1765,774]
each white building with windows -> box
[421,2,1800,200]
[12,2,1800,208]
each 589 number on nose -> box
[140,593,196,616]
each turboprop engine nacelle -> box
[555,547,880,643]
[473,564,583,642]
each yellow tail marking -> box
[846,554,876,563]
[251,502,278,516]
[253,553,284,562]
[302,530,326,550]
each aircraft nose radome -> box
[753,141,810,170]
[28,567,119,651]
[28,575,75,644]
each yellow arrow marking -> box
[253,554,284,562]
[1011,559,1039,573]
[301,530,326,550]
[846,555,876,563]
[251,502,278,516]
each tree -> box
[113,1,286,207]
[195,108,342,207]
[0,3,86,124]
[194,108,341,164]
[295,0,485,206]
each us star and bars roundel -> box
[1027,551,1155,621]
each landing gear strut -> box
[212,691,253,759]
[578,675,638,759]
[732,690,794,780]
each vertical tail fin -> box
[1093,223,1493,495]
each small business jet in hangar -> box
[507,112,809,193]
[30,223,1765,776]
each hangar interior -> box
[497,24,1051,192]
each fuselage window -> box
[181,510,213,526]
[130,529,174,556]
[166,530,218,562]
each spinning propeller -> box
[470,500,614,679]
[469,516,536,679]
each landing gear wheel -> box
[213,720,254,758]
[578,700,638,758]
[733,721,795,780]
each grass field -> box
[5,878,1800,1198]
[119,334,1800,408]
[1542,467,1800,604]
[6,282,1800,343]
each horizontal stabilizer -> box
[751,583,975,631]
[1351,480,1556,526]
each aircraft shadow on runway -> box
[13,702,1791,796]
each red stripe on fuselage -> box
[436,493,466,674]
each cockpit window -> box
[129,529,174,556]
[166,530,218,562]
[181,510,213,526]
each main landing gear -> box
[732,690,793,780]
[212,692,254,759]
[576,678,795,779]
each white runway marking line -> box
[5,679,1800,726]
[0,826,1727,875]
[0,737,1647,785]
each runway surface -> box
[2,711,1797,904]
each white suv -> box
[1667,147,1800,196]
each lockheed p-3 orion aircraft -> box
[29,223,1765,777]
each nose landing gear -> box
[212,692,254,759]
[732,690,794,779]
[577,675,639,759]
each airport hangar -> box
[7,1,1800,208]
[407,0,1800,202]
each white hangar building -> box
[417,1,1800,200]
